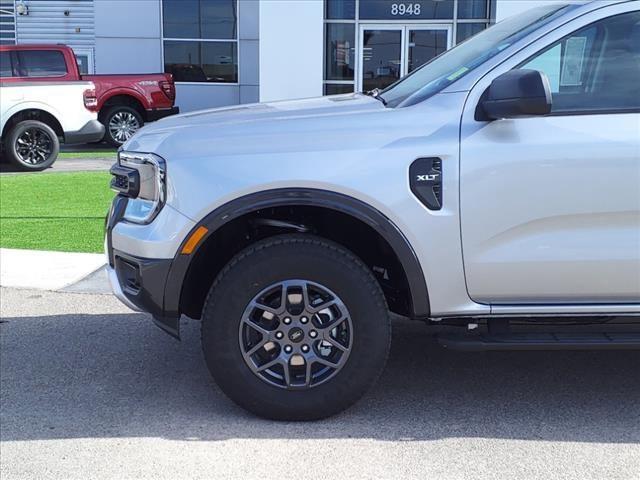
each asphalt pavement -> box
[1,287,639,480]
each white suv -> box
[107,1,640,420]
[0,82,103,170]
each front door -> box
[460,8,640,305]
[358,25,450,92]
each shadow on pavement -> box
[1,312,639,444]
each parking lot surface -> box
[1,287,639,480]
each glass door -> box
[357,25,451,92]
[359,26,403,92]
[405,26,451,76]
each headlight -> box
[110,151,166,224]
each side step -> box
[437,332,640,351]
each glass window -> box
[164,40,237,83]
[456,23,487,43]
[408,29,448,73]
[379,3,574,108]
[325,0,355,20]
[162,0,238,83]
[16,50,67,77]
[0,51,12,77]
[360,0,454,20]
[75,55,89,75]
[457,0,488,20]
[520,11,640,113]
[163,0,237,39]
[324,84,355,95]
[325,23,355,81]
[362,29,402,91]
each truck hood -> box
[124,94,387,156]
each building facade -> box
[0,0,540,112]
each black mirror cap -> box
[479,69,552,121]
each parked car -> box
[0,44,178,146]
[0,81,103,170]
[106,0,640,420]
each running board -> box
[437,333,640,351]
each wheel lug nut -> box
[309,330,317,338]
[283,317,292,325]
[284,345,292,353]
[275,332,284,339]
[301,345,309,353]
[300,316,308,324]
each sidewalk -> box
[0,248,109,292]
[0,157,114,175]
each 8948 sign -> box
[391,3,422,16]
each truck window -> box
[379,3,575,108]
[520,11,640,113]
[15,50,68,78]
[0,51,12,77]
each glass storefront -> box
[324,0,494,94]
[162,0,239,83]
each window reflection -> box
[325,24,355,81]
[163,0,237,39]
[164,41,237,83]
[362,30,402,91]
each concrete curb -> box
[0,248,108,292]
[0,157,114,175]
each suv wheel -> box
[102,106,143,147]
[4,120,59,171]
[201,235,391,420]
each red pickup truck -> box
[0,44,179,146]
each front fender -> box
[98,87,150,111]
[1,101,62,135]
[158,188,431,337]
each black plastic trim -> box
[64,119,105,144]
[145,106,179,122]
[546,108,640,117]
[109,164,140,197]
[164,188,431,324]
[105,195,128,267]
[438,332,640,351]
[410,158,443,211]
[111,249,178,338]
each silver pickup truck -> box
[106,0,640,420]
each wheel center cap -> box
[288,327,304,343]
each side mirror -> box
[480,69,552,120]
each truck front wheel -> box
[4,120,59,171]
[102,106,143,147]
[201,235,392,420]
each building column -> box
[259,0,324,102]
[494,0,542,22]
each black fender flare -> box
[161,189,430,334]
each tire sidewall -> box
[103,106,143,147]
[202,236,391,420]
[6,120,60,171]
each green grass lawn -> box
[0,172,114,253]
[58,150,117,159]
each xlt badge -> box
[410,158,443,211]
[416,173,440,182]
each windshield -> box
[380,3,576,108]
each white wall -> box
[259,0,324,102]
[495,0,566,21]
[94,0,162,74]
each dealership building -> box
[0,0,542,112]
